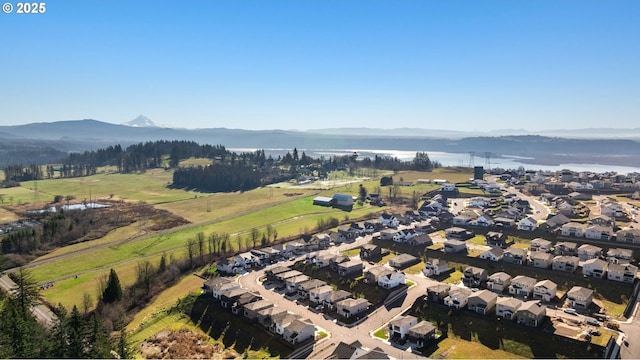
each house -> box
[230,291,262,315]
[509,275,537,298]
[257,307,289,328]
[360,244,382,260]
[337,260,364,277]
[309,285,335,304]
[315,254,336,268]
[590,214,615,228]
[217,257,245,274]
[528,251,554,269]
[203,277,233,296]
[485,231,510,248]
[486,272,512,293]
[601,201,625,218]
[392,229,416,243]
[444,286,473,309]
[379,229,398,241]
[243,300,275,320]
[407,321,437,347]
[319,341,389,360]
[270,312,301,335]
[445,227,474,240]
[518,217,538,231]
[414,220,436,233]
[554,241,578,256]
[479,247,504,262]
[297,279,327,298]
[586,225,614,241]
[265,266,291,280]
[379,213,399,228]
[388,315,418,340]
[516,300,546,327]
[323,290,352,310]
[328,231,347,245]
[378,269,406,289]
[408,233,433,246]
[209,278,241,300]
[329,256,351,271]
[616,228,640,244]
[443,239,467,254]
[607,263,638,283]
[552,255,579,273]
[561,222,587,238]
[423,258,449,277]
[533,280,557,302]
[462,266,488,288]
[540,213,571,234]
[503,247,528,265]
[426,283,451,303]
[388,254,420,269]
[441,183,456,192]
[282,318,315,344]
[467,289,498,315]
[529,238,553,253]
[578,244,603,262]
[496,297,523,320]
[607,248,633,265]
[285,275,310,293]
[336,298,370,318]
[285,240,306,254]
[567,286,594,309]
[220,288,250,309]
[365,265,391,284]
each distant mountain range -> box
[1,119,640,168]
[121,115,173,129]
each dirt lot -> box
[140,330,237,359]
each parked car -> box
[586,318,600,326]
[563,308,577,315]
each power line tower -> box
[468,152,475,168]
[484,152,492,171]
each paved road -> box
[0,274,57,329]
[237,234,437,359]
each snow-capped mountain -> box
[121,115,172,128]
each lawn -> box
[373,328,388,339]
[340,248,361,257]
[178,157,213,167]
[467,234,488,246]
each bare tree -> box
[185,238,196,267]
[250,228,259,248]
[82,292,93,315]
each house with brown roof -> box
[479,247,504,262]
[244,300,275,320]
[336,298,370,318]
[554,241,578,256]
[607,248,633,265]
[616,228,640,244]
[607,263,637,284]
[528,251,554,269]
[487,272,512,293]
[282,318,315,344]
[444,286,473,309]
[388,254,420,269]
[509,275,537,298]
[485,231,510,248]
[552,255,579,273]
[529,238,553,253]
[467,289,498,315]
[516,300,546,327]
[533,280,557,302]
[337,260,364,277]
[582,258,608,278]
[503,247,527,265]
[462,266,488,288]
[323,290,351,310]
[578,244,603,261]
[567,286,594,309]
[496,297,523,320]
[443,239,467,253]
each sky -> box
[1,0,639,131]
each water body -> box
[229,148,640,175]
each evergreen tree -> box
[117,328,132,360]
[87,314,111,359]
[102,268,123,303]
[67,305,86,358]
[50,304,69,358]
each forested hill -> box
[2,120,640,167]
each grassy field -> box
[0,207,20,223]
[20,169,198,204]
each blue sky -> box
[1,0,638,130]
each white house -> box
[561,222,587,238]
[444,287,473,309]
[479,247,504,262]
[388,315,418,340]
[379,213,399,228]
[585,225,614,241]
[378,270,406,289]
[486,272,512,293]
[578,244,603,261]
[582,258,608,278]
[607,263,638,283]
[309,285,335,304]
[517,217,538,231]
[509,275,537,298]
[567,286,593,309]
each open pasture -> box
[0,207,20,223]
[21,169,198,204]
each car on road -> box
[563,308,577,315]
[585,318,600,326]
